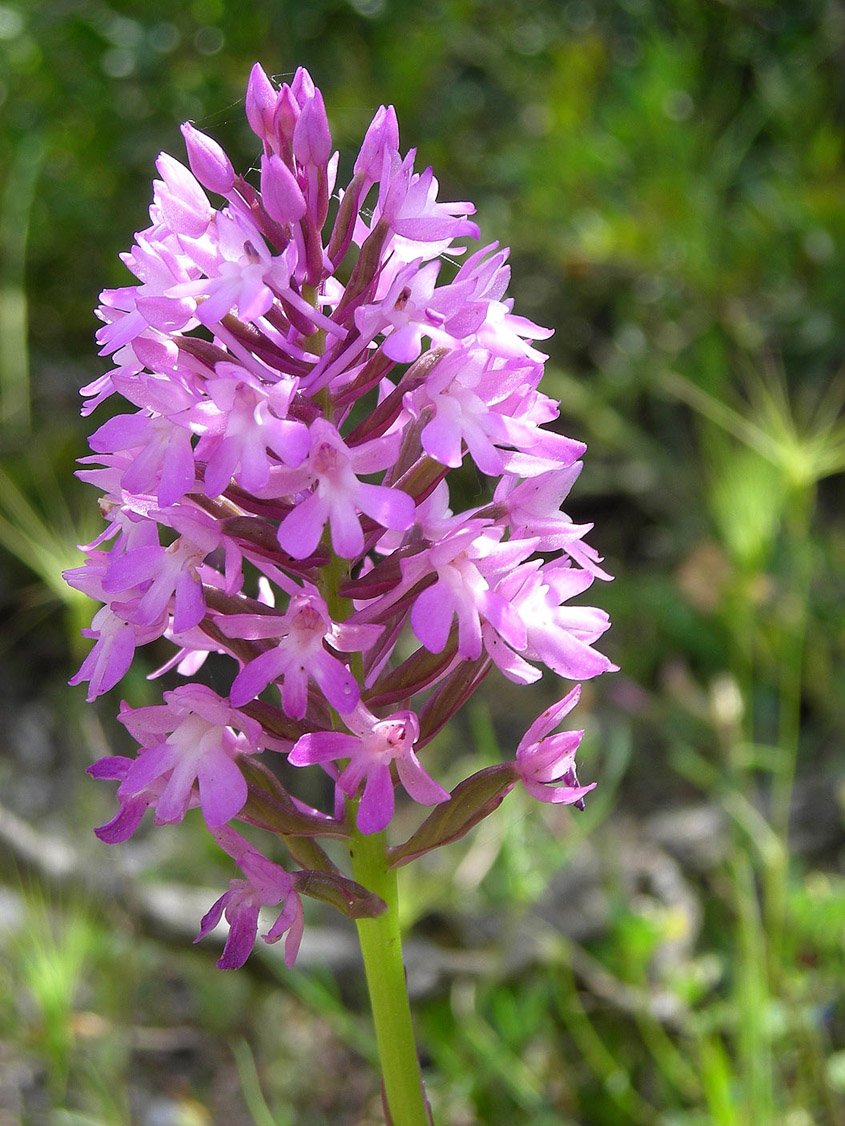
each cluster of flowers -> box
[67,65,614,970]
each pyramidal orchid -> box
[68,64,615,1126]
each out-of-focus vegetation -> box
[1,1,843,1123]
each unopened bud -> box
[293,88,332,167]
[290,66,315,106]
[246,62,278,142]
[354,104,400,182]
[181,122,235,195]
[272,85,300,150]
[260,153,306,224]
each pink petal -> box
[422,408,463,467]
[94,795,149,843]
[218,902,262,969]
[289,731,359,766]
[484,629,541,685]
[278,492,326,559]
[356,482,415,532]
[196,890,230,941]
[327,496,364,559]
[411,582,454,653]
[102,545,161,593]
[524,779,596,805]
[217,614,287,641]
[230,649,286,707]
[173,569,205,633]
[204,438,240,497]
[530,627,614,681]
[155,750,201,823]
[87,755,133,781]
[357,766,394,834]
[280,665,309,719]
[120,742,173,795]
[383,323,424,363]
[310,651,359,715]
[396,751,449,806]
[197,751,248,827]
[519,686,581,750]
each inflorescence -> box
[66,64,614,969]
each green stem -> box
[349,827,429,1126]
[310,364,425,1121]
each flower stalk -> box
[349,827,430,1126]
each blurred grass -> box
[0,0,844,1122]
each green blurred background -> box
[1,1,844,1123]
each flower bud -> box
[290,66,315,106]
[354,104,399,182]
[260,153,306,224]
[293,88,332,168]
[180,122,235,195]
[245,62,277,141]
[272,85,300,150]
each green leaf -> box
[292,870,387,920]
[389,764,517,869]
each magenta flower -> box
[494,467,614,579]
[222,588,381,718]
[515,686,596,808]
[101,536,206,633]
[68,605,161,701]
[196,845,304,969]
[290,704,449,834]
[274,419,416,560]
[88,409,196,509]
[193,365,310,497]
[169,208,295,328]
[399,521,532,660]
[116,684,262,828]
[377,151,479,244]
[405,349,537,475]
[483,561,616,685]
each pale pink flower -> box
[290,704,448,834]
[196,846,304,969]
[116,684,262,828]
[222,588,381,718]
